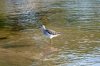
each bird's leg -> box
[50,39,52,46]
[49,38,59,52]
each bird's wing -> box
[45,29,57,35]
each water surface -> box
[0,0,100,66]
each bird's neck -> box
[42,25,46,30]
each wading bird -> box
[39,25,60,45]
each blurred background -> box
[0,0,100,66]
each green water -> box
[0,0,100,66]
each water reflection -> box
[0,0,100,66]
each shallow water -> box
[0,0,100,66]
[0,26,100,66]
